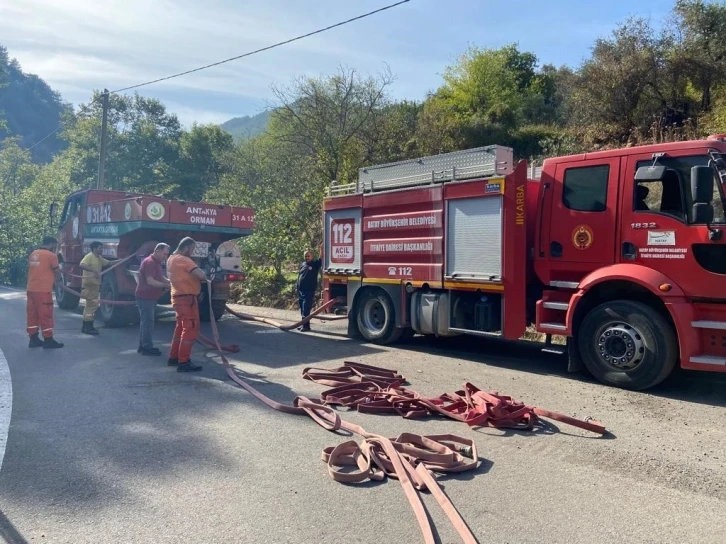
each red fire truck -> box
[52,189,254,326]
[322,138,726,390]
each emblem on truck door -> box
[572,225,594,250]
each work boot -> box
[28,334,43,348]
[177,360,202,372]
[299,324,311,332]
[167,357,179,366]
[140,347,162,356]
[42,337,64,349]
[82,321,99,336]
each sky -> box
[0,0,674,128]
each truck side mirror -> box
[635,165,667,181]
[691,165,714,204]
[691,165,722,240]
[692,202,714,224]
[49,201,59,228]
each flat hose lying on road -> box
[200,283,481,544]
[302,361,607,435]
[224,297,346,330]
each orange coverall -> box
[166,254,202,363]
[26,249,60,339]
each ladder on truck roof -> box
[327,145,515,196]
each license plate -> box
[191,242,210,258]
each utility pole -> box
[97,89,110,190]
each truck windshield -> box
[635,155,726,224]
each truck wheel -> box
[577,300,677,390]
[356,290,402,345]
[198,289,226,322]
[99,275,138,328]
[55,271,80,311]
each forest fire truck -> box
[52,189,254,326]
[322,138,726,390]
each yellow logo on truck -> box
[572,225,594,250]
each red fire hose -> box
[200,282,481,544]
[59,253,138,306]
[302,362,607,435]
[224,297,346,330]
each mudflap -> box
[566,338,584,373]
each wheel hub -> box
[361,299,386,333]
[596,323,644,371]
[100,283,113,319]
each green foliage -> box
[0,46,70,162]
[4,0,726,300]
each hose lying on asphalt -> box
[224,297,346,330]
[201,282,481,544]
[302,361,607,435]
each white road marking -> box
[0,346,11,472]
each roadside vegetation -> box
[2,0,726,309]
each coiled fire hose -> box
[198,280,482,544]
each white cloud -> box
[1,0,417,119]
[163,102,241,127]
[0,0,673,126]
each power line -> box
[27,124,64,151]
[111,0,410,93]
[23,0,411,151]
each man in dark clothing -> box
[296,245,323,332]
[135,243,171,355]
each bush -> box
[230,266,299,309]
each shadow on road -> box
[0,508,28,544]
[389,333,726,408]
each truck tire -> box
[198,288,226,322]
[99,275,139,328]
[577,300,678,390]
[55,271,80,311]
[355,289,402,345]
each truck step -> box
[691,320,726,330]
[541,346,566,355]
[448,327,502,338]
[549,281,579,289]
[539,323,567,332]
[543,301,569,311]
[689,355,726,366]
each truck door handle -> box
[622,241,637,260]
[550,241,563,258]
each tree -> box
[176,124,235,201]
[63,91,182,195]
[673,0,726,110]
[0,137,39,203]
[568,17,682,145]
[270,66,395,186]
[0,45,70,162]
[421,44,566,157]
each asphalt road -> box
[0,286,725,544]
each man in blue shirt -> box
[295,245,323,332]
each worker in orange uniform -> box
[26,236,64,349]
[166,237,207,372]
[79,241,109,335]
